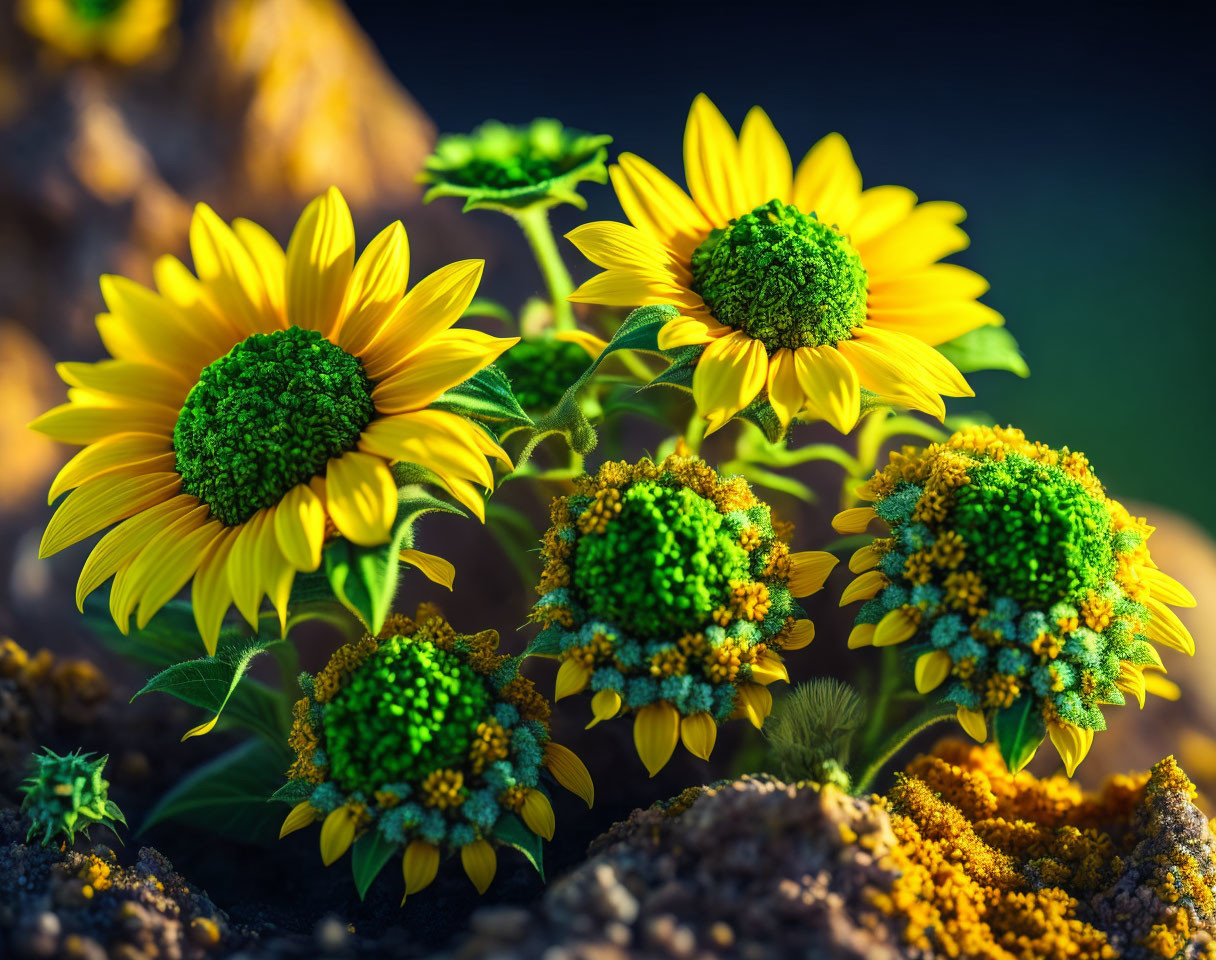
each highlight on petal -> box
[285,187,356,335]
[324,452,397,547]
[586,688,622,729]
[521,790,556,841]
[792,346,862,434]
[738,105,793,209]
[1139,567,1196,608]
[543,741,594,807]
[957,706,987,743]
[1143,597,1196,656]
[791,132,861,231]
[679,711,717,762]
[399,549,455,590]
[633,701,680,777]
[609,152,712,258]
[915,651,952,694]
[749,649,789,686]
[839,570,887,606]
[279,801,319,840]
[787,551,839,597]
[338,220,409,355]
[273,483,326,572]
[40,472,181,559]
[684,93,747,224]
[874,606,919,647]
[554,329,610,360]
[692,330,768,435]
[554,658,591,701]
[1048,721,1094,777]
[737,683,772,730]
[831,507,877,535]
[849,543,881,574]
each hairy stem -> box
[514,207,576,332]
[852,701,957,795]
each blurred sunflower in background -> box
[568,94,1003,434]
[17,0,178,65]
[31,187,517,651]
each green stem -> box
[852,701,957,795]
[514,207,576,332]
[682,413,707,455]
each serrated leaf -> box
[525,626,564,657]
[993,696,1046,773]
[133,630,289,742]
[937,326,1029,378]
[491,813,544,880]
[432,364,533,427]
[351,830,398,900]
[141,739,292,842]
[270,780,315,805]
[324,490,464,634]
[84,593,209,668]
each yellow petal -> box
[360,260,484,379]
[1116,662,1147,709]
[554,329,610,360]
[839,570,886,606]
[849,543,881,574]
[633,701,680,776]
[107,505,208,633]
[957,706,987,743]
[338,221,409,355]
[521,790,555,841]
[679,711,717,761]
[226,510,270,627]
[40,472,181,558]
[849,185,917,246]
[867,264,990,310]
[1048,722,1093,777]
[319,804,359,866]
[867,300,1003,348]
[738,105,792,208]
[190,204,274,337]
[56,360,190,410]
[792,345,863,434]
[48,432,174,504]
[192,527,239,655]
[874,606,919,646]
[848,623,876,649]
[461,840,497,895]
[400,549,455,590]
[372,333,519,414]
[101,268,225,366]
[285,187,355,335]
[543,741,594,808]
[749,649,789,685]
[568,268,701,309]
[1139,568,1196,608]
[765,348,803,431]
[402,840,439,901]
[357,410,498,494]
[683,93,747,224]
[610,152,712,258]
[787,551,839,597]
[1144,672,1182,701]
[914,651,952,693]
[791,132,861,230]
[30,401,177,446]
[586,688,621,729]
[273,483,326,572]
[856,202,969,276]
[279,801,318,840]
[232,217,287,325]
[832,507,878,534]
[657,315,729,350]
[692,329,768,435]
[781,619,815,651]
[555,658,591,701]
[856,328,973,398]
[325,452,397,547]
[737,683,772,730]
[1143,597,1196,656]
[135,520,227,630]
[834,338,947,420]
[565,221,689,279]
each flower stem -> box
[682,413,707,455]
[514,207,576,332]
[852,700,956,795]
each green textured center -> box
[323,637,490,794]
[950,454,1116,607]
[71,0,123,21]
[435,121,588,190]
[690,199,868,351]
[173,327,374,527]
[496,339,589,413]
[572,481,752,638]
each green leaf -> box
[323,489,464,634]
[141,739,292,842]
[132,630,289,743]
[84,594,209,668]
[432,364,533,427]
[351,830,398,900]
[492,813,544,880]
[937,326,1030,378]
[270,780,315,805]
[461,297,515,326]
[993,696,1046,773]
[524,626,563,657]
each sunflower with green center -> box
[17,0,177,64]
[31,187,518,652]
[566,94,1002,435]
[279,605,592,900]
[835,425,1196,775]
[529,454,835,775]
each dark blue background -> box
[348,1,1215,529]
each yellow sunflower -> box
[31,187,517,653]
[567,94,1003,435]
[17,0,177,65]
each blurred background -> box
[0,0,1213,924]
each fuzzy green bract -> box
[323,638,490,794]
[173,327,373,526]
[691,199,868,350]
[21,748,127,846]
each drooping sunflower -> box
[530,454,835,776]
[17,0,177,65]
[567,94,1002,435]
[835,425,1195,775]
[32,188,518,652]
[279,605,592,899]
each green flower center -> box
[433,120,594,190]
[71,0,124,21]
[322,637,490,794]
[173,327,374,527]
[495,339,589,413]
[572,481,751,637]
[690,199,868,351]
[950,454,1116,607]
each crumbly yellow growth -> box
[421,769,465,809]
[0,636,110,709]
[874,741,1216,960]
[468,720,510,774]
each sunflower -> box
[31,188,518,652]
[835,425,1196,775]
[567,94,1003,435]
[279,605,592,899]
[17,0,177,65]
[530,454,833,776]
